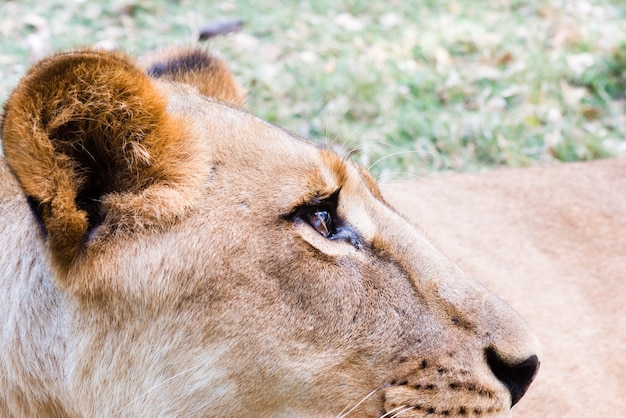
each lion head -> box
[0,47,539,417]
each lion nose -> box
[486,348,540,406]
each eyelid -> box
[284,188,341,218]
[304,189,340,207]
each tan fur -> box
[383,159,626,417]
[0,48,540,417]
[383,159,626,416]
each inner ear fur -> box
[139,46,246,107]
[1,48,205,268]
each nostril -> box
[486,348,540,406]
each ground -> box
[1,0,625,177]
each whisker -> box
[326,126,363,156]
[112,362,204,416]
[347,140,401,158]
[337,386,382,418]
[368,150,435,170]
[376,171,426,184]
[368,150,433,171]
[390,406,415,418]
[380,405,411,418]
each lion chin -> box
[0,46,540,417]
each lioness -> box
[0,47,540,417]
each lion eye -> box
[307,209,331,238]
[289,193,362,249]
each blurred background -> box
[1,0,625,179]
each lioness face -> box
[0,48,540,417]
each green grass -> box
[1,0,625,179]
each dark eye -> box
[288,190,362,249]
[307,208,332,238]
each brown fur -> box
[383,159,626,416]
[0,47,540,417]
[138,46,246,106]
[1,49,207,281]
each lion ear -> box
[1,49,205,268]
[139,47,246,107]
